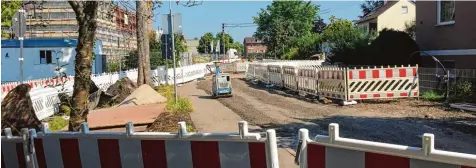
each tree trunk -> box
[136,1,151,86]
[68,1,98,131]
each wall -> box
[1,47,76,82]
[416,1,476,68]
[416,1,476,51]
[377,0,416,32]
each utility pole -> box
[222,23,225,62]
[170,1,178,102]
[163,25,168,85]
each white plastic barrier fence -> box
[2,121,280,168]
[346,65,419,100]
[2,63,214,121]
[295,124,476,168]
[296,66,319,95]
[282,66,298,90]
[268,65,283,87]
[317,67,348,100]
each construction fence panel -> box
[255,64,269,83]
[295,124,476,168]
[246,64,256,79]
[2,121,280,168]
[317,67,348,100]
[296,67,319,95]
[268,65,283,87]
[234,62,248,73]
[282,66,298,91]
[346,65,419,100]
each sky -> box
[154,1,364,43]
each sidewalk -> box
[178,80,297,168]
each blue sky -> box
[154,1,364,43]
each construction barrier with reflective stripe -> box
[347,65,419,100]
[295,124,476,168]
[1,121,280,168]
[245,62,419,102]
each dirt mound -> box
[1,84,41,135]
[118,84,167,107]
[97,77,137,107]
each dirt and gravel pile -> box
[197,77,476,154]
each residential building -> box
[243,37,267,57]
[416,1,476,69]
[23,1,137,61]
[1,38,104,82]
[355,0,416,34]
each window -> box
[401,6,408,14]
[437,0,455,25]
[39,50,53,64]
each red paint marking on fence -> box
[359,71,366,79]
[373,94,380,98]
[141,140,167,168]
[412,68,417,77]
[350,95,354,99]
[98,139,122,168]
[387,93,394,97]
[385,69,393,78]
[365,152,410,168]
[400,93,408,97]
[35,138,47,168]
[307,144,325,168]
[399,69,406,77]
[414,92,418,96]
[16,142,26,168]
[360,94,368,99]
[248,142,267,168]
[191,141,220,168]
[349,71,353,79]
[372,70,379,78]
[60,139,82,168]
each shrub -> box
[450,80,475,102]
[422,90,443,101]
[48,116,69,132]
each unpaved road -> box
[197,76,476,154]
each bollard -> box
[266,129,279,168]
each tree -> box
[404,20,416,40]
[1,0,22,38]
[313,18,327,34]
[228,42,244,55]
[322,16,373,63]
[197,32,214,53]
[359,0,384,18]
[253,1,319,58]
[136,1,151,86]
[67,1,102,131]
[216,32,233,53]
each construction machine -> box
[206,62,233,98]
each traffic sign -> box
[12,10,26,37]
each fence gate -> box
[346,65,419,100]
[318,67,348,100]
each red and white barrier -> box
[346,65,419,100]
[295,124,476,168]
[2,121,280,168]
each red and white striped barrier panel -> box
[268,65,283,87]
[2,121,280,168]
[2,77,73,96]
[297,66,319,94]
[346,65,419,100]
[282,66,298,90]
[295,123,476,168]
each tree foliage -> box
[359,0,384,18]
[253,0,319,59]
[1,0,22,38]
[313,18,327,34]
[227,42,244,55]
[197,32,214,53]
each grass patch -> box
[48,116,69,132]
[149,84,196,132]
[422,90,444,101]
[155,85,193,113]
